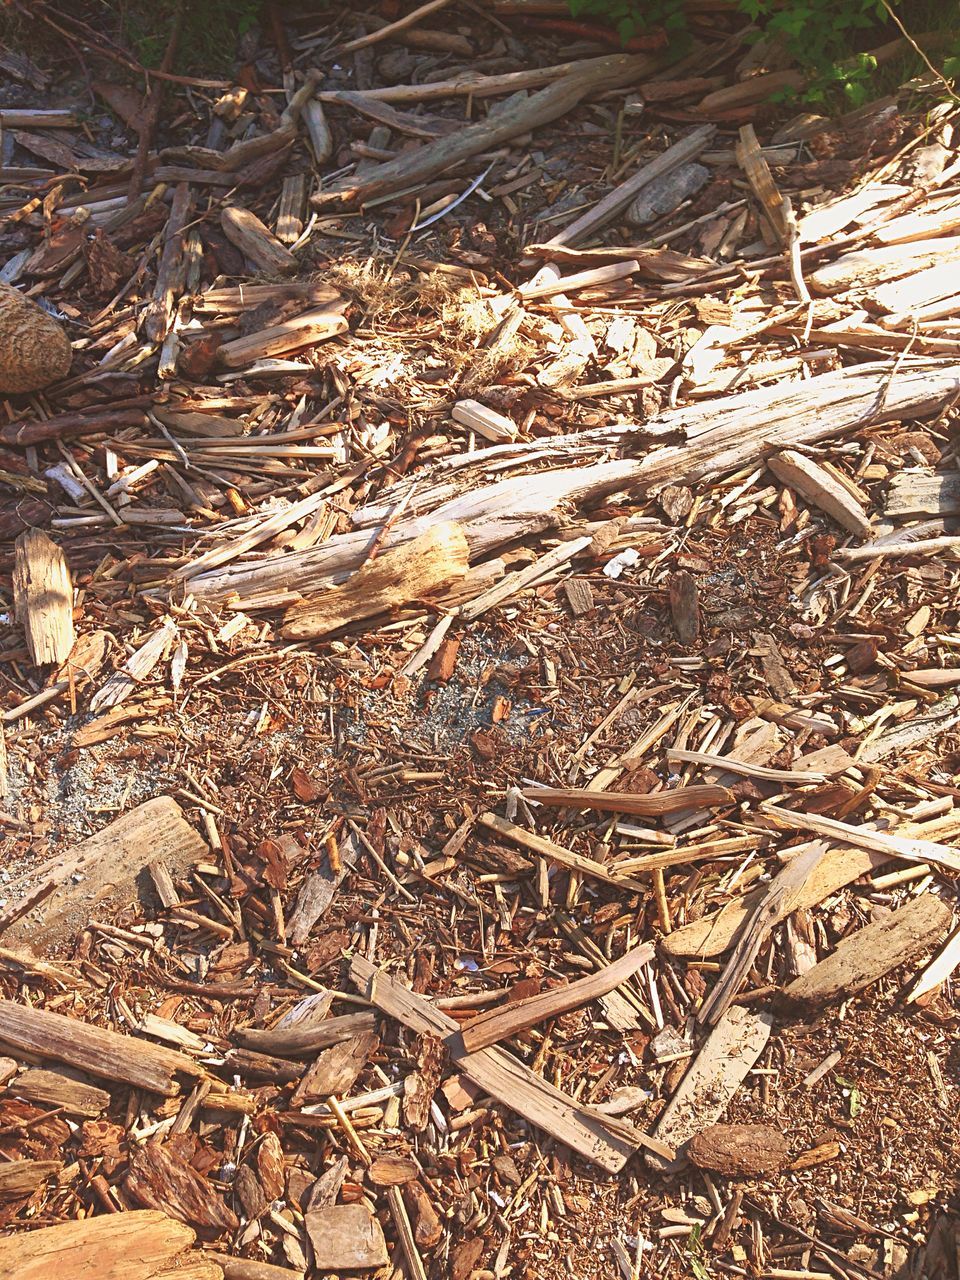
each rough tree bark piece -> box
[13,529,75,665]
[458,942,653,1053]
[662,843,887,958]
[3,796,208,954]
[0,1210,206,1280]
[218,306,348,369]
[541,125,715,248]
[220,206,296,275]
[767,449,872,537]
[291,1031,378,1104]
[669,570,700,645]
[12,1066,111,1117]
[282,522,469,639]
[0,1001,201,1095]
[688,1123,791,1176]
[304,1204,389,1271]
[316,59,658,208]
[521,785,733,816]
[0,279,72,394]
[783,893,951,1005]
[351,954,637,1172]
[126,1140,239,1233]
[648,1005,773,1172]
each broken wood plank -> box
[282,522,469,639]
[668,570,700,645]
[783,893,951,1004]
[458,941,653,1053]
[884,470,960,519]
[0,1000,201,1095]
[3,796,208,954]
[648,1005,773,1172]
[351,954,636,1172]
[89,616,178,713]
[761,803,960,874]
[521,784,734,816]
[906,920,960,1003]
[767,448,872,537]
[0,1210,203,1280]
[317,60,659,208]
[13,529,75,666]
[810,236,960,294]
[221,205,297,275]
[451,398,517,442]
[458,535,591,622]
[234,1011,377,1059]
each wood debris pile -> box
[0,4,958,1278]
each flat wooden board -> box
[0,1208,203,1280]
[648,1005,773,1172]
[783,893,951,1004]
[3,797,208,954]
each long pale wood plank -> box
[351,955,635,1172]
[648,1005,773,1172]
[661,843,889,958]
[0,1210,204,1280]
[479,812,648,892]
[460,942,654,1053]
[783,893,951,1004]
[762,803,960,874]
[0,1001,201,1095]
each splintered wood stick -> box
[522,784,734,816]
[666,748,830,783]
[458,942,654,1053]
[339,0,452,53]
[13,529,74,666]
[761,803,960,874]
[479,812,648,892]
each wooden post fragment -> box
[234,1011,377,1058]
[459,942,653,1053]
[351,954,636,1172]
[217,306,348,368]
[451,399,518,442]
[767,449,872,537]
[13,529,75,665]
[648,1005,773,1172]
[3,796,208,954]
[783,893,951,1005]
[0,1001,201,1094]
[221,206,297,275]
[668,570,700,645]
[520,785,733,816]
[282,522,469,639]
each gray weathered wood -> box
[783,893,951,1004]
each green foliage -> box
[121,0,261,75]
[564,0,958,108]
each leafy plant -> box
[563,0,958,108]
[120,0,262,75]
